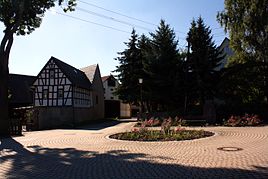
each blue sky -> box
[0,0,227,76]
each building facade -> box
[32,56,104,129]
[215,37,234,71]
[102,75,131,118]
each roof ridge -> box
[51,56,84,73]
[80,64,98,70]
[9,73,36,78]
[50,56,91,89]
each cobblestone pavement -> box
[1,120,268,179]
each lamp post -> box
[138,78,143,118]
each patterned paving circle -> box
[1,122,268,179]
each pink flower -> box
[132,128,139,133]
[175,127,185,132]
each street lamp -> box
[138,78,143,118]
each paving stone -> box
[0,120,268,178]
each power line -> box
[54,11,131,34]
[54,4,227,41]
[52,11,225,48]
[76,7,154,32]
[77,0,157,27]
[77,0,225,36]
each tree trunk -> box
[0,53,9,135]
[0,29,14,136]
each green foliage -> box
[114,21,184,111]
[0,0,76,134]
[114,29,143,104]
[217,0,268,104]
[137,34,152,107]
[110,128,214,141]
[186,17,224,105]
[217,61,266,104]
[217,0,268,64]
[0,0,76,35]
[144,19,183,110]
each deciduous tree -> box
[217,0,268,104]
[0,0,76,135]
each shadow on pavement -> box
[76,118,137,131]
[0,137,268,179]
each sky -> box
[0,0,227,77]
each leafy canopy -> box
[217,0,268,64]
[0,0,76,35]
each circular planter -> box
[109,129,214,142]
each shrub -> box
[161,117,172,135]
[224,114,262,127]
[135,116,186,127]
[143,118,161,127]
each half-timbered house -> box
[32,56,104,129]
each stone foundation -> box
[33,107,101,130]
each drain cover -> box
[217,147,243,152]
[64,133,76,135]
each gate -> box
[104,100,120,118]
[9,118,22,136]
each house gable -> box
[102,75,119,100]
[33,57,73,107]
[80,64,104,118]
[33,57,92,108]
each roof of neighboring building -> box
[80,64,98,83]
[51,57,91,89]
[101,75,117,83]
[218,37,230,50]
[9,74,36,106]
[101,75,110,82]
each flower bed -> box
[109,128,214,141]
[224,114,262,127]
[135,117,186,127]
[134,116,207,127]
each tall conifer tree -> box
[114,29,143,104]
[186,17,223,105]
[145,20,180,110]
